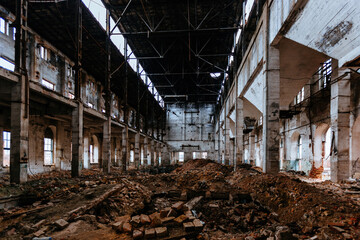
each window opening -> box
[3,131,10,167]
[44,128,54,165]
[42,79,55,90]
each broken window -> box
[68,92,75,99]
[44,128,54,165]
[318,59,332,89]
[3,131,10,167]
[41,78,55,90]
[39,46,49,61]
[0,18,8,35]
[0,57,15,71]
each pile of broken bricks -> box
[110,200,204,239]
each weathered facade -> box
[216,0,360,182]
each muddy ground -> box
[0,160,359,239]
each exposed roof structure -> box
[103,0,243,103]
[1,0,164,116]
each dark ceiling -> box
[103,0,243,103]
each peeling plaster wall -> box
[284,0,360,67]
[165,103,216,160]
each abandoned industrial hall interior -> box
[1,0,360,239]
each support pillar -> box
[330,69,351,182]
[235,97,244,168]
[134,132,140,169]
[224,116,231,165]
[56,122,64,170]
[10,76,29,183]
[0,127,3,168]
[71,104,83,177]
[102,8,112,174]
[10,0,29,184]
[263,46,280,174]
[71,0,83,177]
[249,134,255,165]
[155,142,160,166]
[121,127,129,171]
[162,144,170,165]
[150,139,155,166]
[102,118,111,173]
[184,151,192,162]
[143,137,148,166]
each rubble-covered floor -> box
[0,160,360,240]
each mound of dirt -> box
[173,159,231,174]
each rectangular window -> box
[3,131,10,167]
[130,150,134,163]
[202,152,207,159]
[12,27,16,40]
[115,148,117,163]
[39,46,48,61]
[44,138,53,165]
[179,152,184,162]
[0,57,15,71]
[0,18,8,34]
[41,79,55,90]
[89,144,94,163]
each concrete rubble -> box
[0,160,359,239]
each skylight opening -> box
[82,0,164,108]
[210,72,222,79]
[245,0,255,22]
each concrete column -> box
[150,139,155,166]
[121,126,129,171]
[185,151,192,162]
[330,69,351,182]
[10,75,29,183]
[263,46,280,174]
[162,144,170,165]
[235,97,244,168]
[71,103,83,177]
[56,122,64,170]
[249,134,255,165]
[224,117,231,165]
[116,137,121,166]
[102,118,111,173]
[134,132,140,169]
[0,127,3,168]
[155,142,160,166]
[143,136,148,166]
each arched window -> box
[44,128,54,165]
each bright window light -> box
[41,79,55,90]
[82,0,164,108]
[245,0,255,22]
[0,18,6,34]
[0,57,15,71]
[210,72,222,78]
